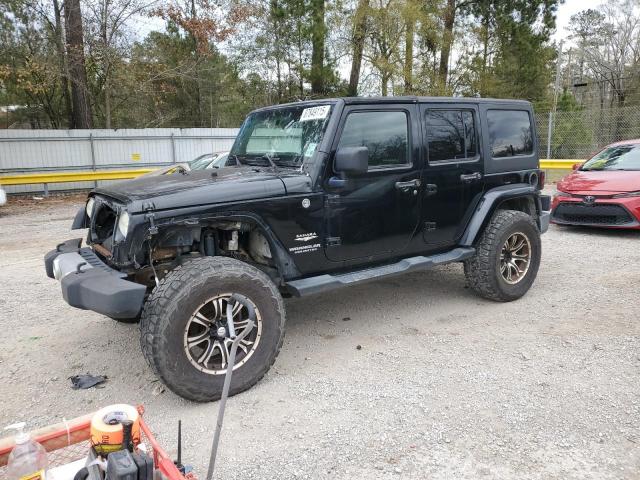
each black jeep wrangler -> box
[45,97,551,401]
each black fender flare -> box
[71,206,88,230]
[146,211,301,282]
[459,184,540,247]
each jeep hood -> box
[93,167,289,212]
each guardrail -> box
[0,169,155,195]
[0,159,584,196]
[540,159,582,169]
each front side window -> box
[487,110,533,158]
[231,104,333,167]
[337,111,409,169]
[425,109,477,162]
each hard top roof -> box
[251,96,532,112]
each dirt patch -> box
[0,200,639,480]
[0,191,88,217]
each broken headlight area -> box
[89,196,128,254]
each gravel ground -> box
[0,195,639,480]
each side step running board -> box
[286,247,475,297]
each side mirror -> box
[335,146,368,175]
[572,163,583,170]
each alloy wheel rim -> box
[183,293,262,375]
[499,232,531,285]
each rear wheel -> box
[464,209,541,302]
[140,257,285,402]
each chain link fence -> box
[536,105,640,159]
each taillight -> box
[538,170,546,190]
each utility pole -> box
[546,40,563,160]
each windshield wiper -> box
[259,154,278,169]
[232,154,281,169]
[229,154,243,166]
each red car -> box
[551,139,640,229]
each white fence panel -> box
[0,128,239,194]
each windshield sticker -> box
[300,105,330,122]
[304,142,318,157]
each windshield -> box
[190,154,215,170]
[581,145,640,171]
[230,104,334,167]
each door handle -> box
[395,179,421,189]
[460,172,482,182]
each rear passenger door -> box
[420,104,485,246]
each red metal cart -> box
[0,406,188,480]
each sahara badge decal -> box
[294,232,318,242]
[289,232,320,254]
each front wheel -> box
[140,257,285,402]
[464,209,541,302]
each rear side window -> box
[425,109,477,162]
[487,110,533,158]
[338,111,409,168]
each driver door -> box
[323,104,422,262]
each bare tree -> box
[85,0,157,128]
[365,0,404,95]
[576,1,640,109]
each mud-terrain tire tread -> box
[140,256,285,402]
[464,209,541,302]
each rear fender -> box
[459,184,539,247]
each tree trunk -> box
[310,0,325,95]
[104,74,111,128]
[101,1,111,128]
[348,0,369,96]
[53,0,73,127]
[404,17,414,93]
[64,0,93,128]
[297,26,304,96]
[480,13,489,96]
[438,0,456,91]
[274,31,283,101]
[269,0,283,101]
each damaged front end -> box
[44,195,146,319]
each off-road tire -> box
[139,256,285,402]
[464,209,541,302]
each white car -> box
[143,152,231,177]
[0,186,6,206]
